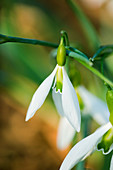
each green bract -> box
[106,89,113,125]
[57,39,66,66]
[97,127,113,153]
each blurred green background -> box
[0,0,113,169]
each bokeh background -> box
[0,0,113,169]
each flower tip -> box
[73,117,81,132]
[25,117,29,122]
[71,122,80,132]
[25,114,30,122]
[76,125,80,133]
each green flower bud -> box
[97,127,113,153]
[57,38,66,66]
[56,66,63,93]
[106,89,113,125]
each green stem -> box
[68,51,113,87]
[66,46,88,59]
[101,59,104,75]
[92,45,113,61]
[61,30,69,46]
[0,34,58,48]
[0,34,113,87]
[80,61,113,88]
[67,51,92,66]
[61,31,70,73]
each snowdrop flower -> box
[60,122,113,170]
[25,38,81,132]
[57,86,110,150]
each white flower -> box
[57,86,110,150]
[60,122,113,170]
[25,64,81,132]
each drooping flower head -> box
[25,35,81,132]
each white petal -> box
[60,122,112,170]
[52,89,64,116]
[57,117,75,150]
[62,68,81,132]
[25,65,58,121]
[77,86,110,125]
[110,155,113,170]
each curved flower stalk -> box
[57,86,110,150]
[60,122,113,170]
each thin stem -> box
[0,34,58,48]
[92,45,113,61]
[68,51,113,87]
[66,46,88,59]
[80,61,113,88]
[67,50,92,66]
[0,34,113,87]
[61,31,70,73]
[61,30,69,46]
[101,59,104,75]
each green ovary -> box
[57,38,66,66]
[97,127,113,153]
